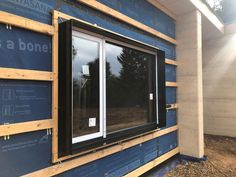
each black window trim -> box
[58,19,166,157]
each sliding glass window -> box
[106,42,156,133]
[58,19,166,156]
[71,31,103,144]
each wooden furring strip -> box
[0,119,53,137]
[165,58,177,66]
[166,82,177,87]
[0,67,53,81]
[167,103,178,111]
[23,125,178,176]
[57,127,162,162]
[54,10,159,51]
[77,0,177,45]
[52,10,179,163]
[51,11,59,163]
[124,148,179,177]
[0,11,54,35]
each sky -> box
[206,0,222,9]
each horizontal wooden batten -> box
[0,119,53,137]
[0,68,53,81]
[147,0,177,20]
[23,125,178,177]
[124,147,179,177]
[78,0,177,45]
[166,81,177,87]
[165,58,177,66]
[57,127,162,162]
[0,11,54,35]
[52,10,177,163]
[167,103,178,110]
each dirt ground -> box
[165,134,236,177]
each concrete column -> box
[176,10,204,158]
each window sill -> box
[56,125,178,162]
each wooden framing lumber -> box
[0,67,53,81]
[166,81,178,87]
[52,10,179,163]
[167,103,178,111]
[77,0,177,45]
[51,11,59,163]
[54,10,160,51]
[56,127,162,162]
[23,125,178,176]
[0,119,53,137]
[0,5,179,176]
[0,11,54,35]
[165,58,177,66]
[124,147,179,177]
[147,0,177,20]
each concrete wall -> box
[176,10,204,158]
[203,24,236,137]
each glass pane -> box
[72,35,100,138]
[106,42,156,133]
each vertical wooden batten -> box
[0,6,178,176]
[0,11,55,142]
[52,11,59,163]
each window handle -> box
[149,93,153,100]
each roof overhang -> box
[156,0,224,40]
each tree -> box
[206,0,236,23]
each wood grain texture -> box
[165,58,177,66]
[77,0,177,44]
[0,67,53,81]
[166,81,178,87]
[23,125,178,176]
[167,103,178,110]
[51,11,59,163]
[51,10,179,165]
[124,147,179,177]
[0,119,53,137]
[0,11,54,35]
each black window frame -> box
[58,19,166,157]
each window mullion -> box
[102,39,107,138]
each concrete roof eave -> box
[157,0,224,40]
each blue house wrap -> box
[0,0,177,176]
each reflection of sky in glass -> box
[72,36,99,83]
[105,43,122,76]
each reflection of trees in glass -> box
[73,58,99,109]
[106,47,152,108]
[73,58,99,135]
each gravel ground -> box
[165,134,236,177]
